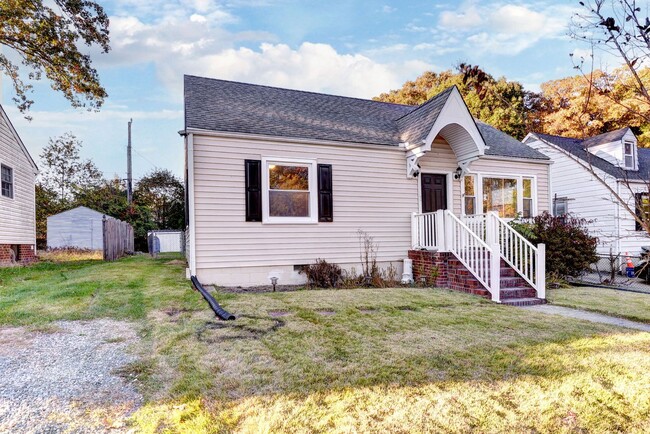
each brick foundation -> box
[408,250,490,298]
[0,244,37,265]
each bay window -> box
[463,175,476,215]
[483,177,517,218]
[522,177,533,218]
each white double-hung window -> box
[262,158,318,224]
[624,141,635,169]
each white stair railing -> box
[486,212,546,299]
[411,210,445,251]
[445,211,501,302]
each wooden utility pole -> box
[127,119,133,204]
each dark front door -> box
[421,174,447,213]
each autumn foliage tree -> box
[0,0,110,114]
[374,66,529,139]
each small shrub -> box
[510,212,598,279]
[303,259,342,288]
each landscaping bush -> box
[303,259,342,288]
[510,212,598,279]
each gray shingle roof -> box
[395,87,454,144]
[533,130,648,180]
[184,75,548,161]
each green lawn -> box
[548,286,650,323]
[1,257,650,433]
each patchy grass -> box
[0,253,199,326]
[548,286,650,323]
[1,258,649,432]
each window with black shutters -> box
[1,165,13,199]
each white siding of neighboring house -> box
[0,108,36,246]
[614,181,650,256]
[189,133,551,286]
[47,207,106,250]
[523,136,649,256]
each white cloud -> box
[98,7,436,100]
[436,1,577,55]
[159,42,433,98]
[382,5,396,13]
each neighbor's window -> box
[263,159,317,223]
[463,175,476,215]
[1,165,13,199]
[483,177,517,218]
[635,193,650,231]
[624,141,635,168]
[522,177,533,218]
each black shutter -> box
[318,164,333,222]
[636,193,644,231]
[245,160,262,222]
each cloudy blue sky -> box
[2,0,602,181]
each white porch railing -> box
[485,212,546,299]
[411,210,546,300]
[412,210,501,302]
[461,212,546,299]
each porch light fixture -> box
[453,166,463,180]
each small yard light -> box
[270,276,279,292]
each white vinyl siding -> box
[192,135,418,273]
[191,133,551,285]
[0,109,36,245]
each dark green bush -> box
[303,259,342,288]
[510,212,598,278]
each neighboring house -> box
[523,127,649,258]
[182,76,552,304]
[47,206,112,250]
[0,104,38,265]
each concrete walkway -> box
[521,304,650,332]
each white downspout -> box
[187,133,197,276]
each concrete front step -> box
[500,287,537,299]
[501,297,546,306]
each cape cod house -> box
[523,127,650,258]
[0,104,38,264]
[182,75,550,304]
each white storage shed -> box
[47,206,112,250]
[148,230,184,253]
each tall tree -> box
[374,66,529,139]
[529,69,650,145]
[134,169,185,230]
[0,0,110,114]
[39,132,103,202]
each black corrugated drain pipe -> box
[190,275,236,320]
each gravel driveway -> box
[0,319,143,433]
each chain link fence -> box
[568,253,650,293]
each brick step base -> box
[500,287,537,299]
[500,276,530,288]
[500,297,546,306]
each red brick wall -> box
[0,244,37,265]
[408,250,489,298]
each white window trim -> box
[261,157,318,224]
[461,174,477,216]
[470,172,537,219]
[1,164,14,200]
